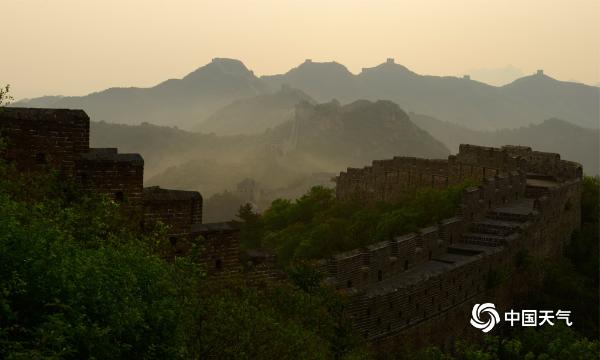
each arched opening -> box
[377,270,383,281]
[169,237,178,246]
[404,260,409,271]
[428,250,432,260]
[115,191,124,203]
[346,280,353,288]
[215,259,223,271]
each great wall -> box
[0,107,583,349]
[0,108,238,275]
[325,143,582,348]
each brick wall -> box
[326,147,582,347]
[191,222,241,276]
[335,144,580,203]
[76,148,144,211]
[143,186,202,235]
[0,108,89,175]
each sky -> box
[2,0,599,100]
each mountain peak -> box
[503,69,558,87]
[184,58,255,81]
[359,59,415,77]
[293,59,352,75]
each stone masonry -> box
[1,108,585,344]
[326,144,582,347]
[0,107,240,273]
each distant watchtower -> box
[536,69,544,76]
[463,75,471,80]
[386,58,395,64]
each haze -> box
[3,0,599,100]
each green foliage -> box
[566,176,600,281]
[528,175,600,339]
[0,157,370,359]
[0,164,202,359]
[193,275,369,360]
[409,325,598,360]
[240,183,472,264]
[0,84,13,107]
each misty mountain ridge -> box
[14,58,268,129]
[264,99,450,168]
[91,99,449,194]
[197,85,315,135]
[264,60,598,130]
[410,113,599,175]
[13,58,599,131]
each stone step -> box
[470,218,522,236]
[462,232,517,247]
[526,185,550,198]
[486,211,530,223]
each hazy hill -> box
[90,121,257,179]
[410,113,600,175]
[262,59,599,130]
[265,99,450,169]
[91,99,449,192]
[14,58,268,129]
[197,86,315,135]
[15,58,597,131]
[261,60,358,102]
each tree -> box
[0,162,202,359]
[0,84,13,107]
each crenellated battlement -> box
[0,107,240,275]
[335,144,581,204]
[327,145,582,344]
[324,171,528,293]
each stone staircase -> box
[462,199,534,247]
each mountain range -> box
[92,99,449,182]
[13,58,599,131]
[11,57,599,221]
[15,58,266,130]
[410,114,599,175]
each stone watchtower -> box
[0,108,89,176]
[0,107,242,273]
